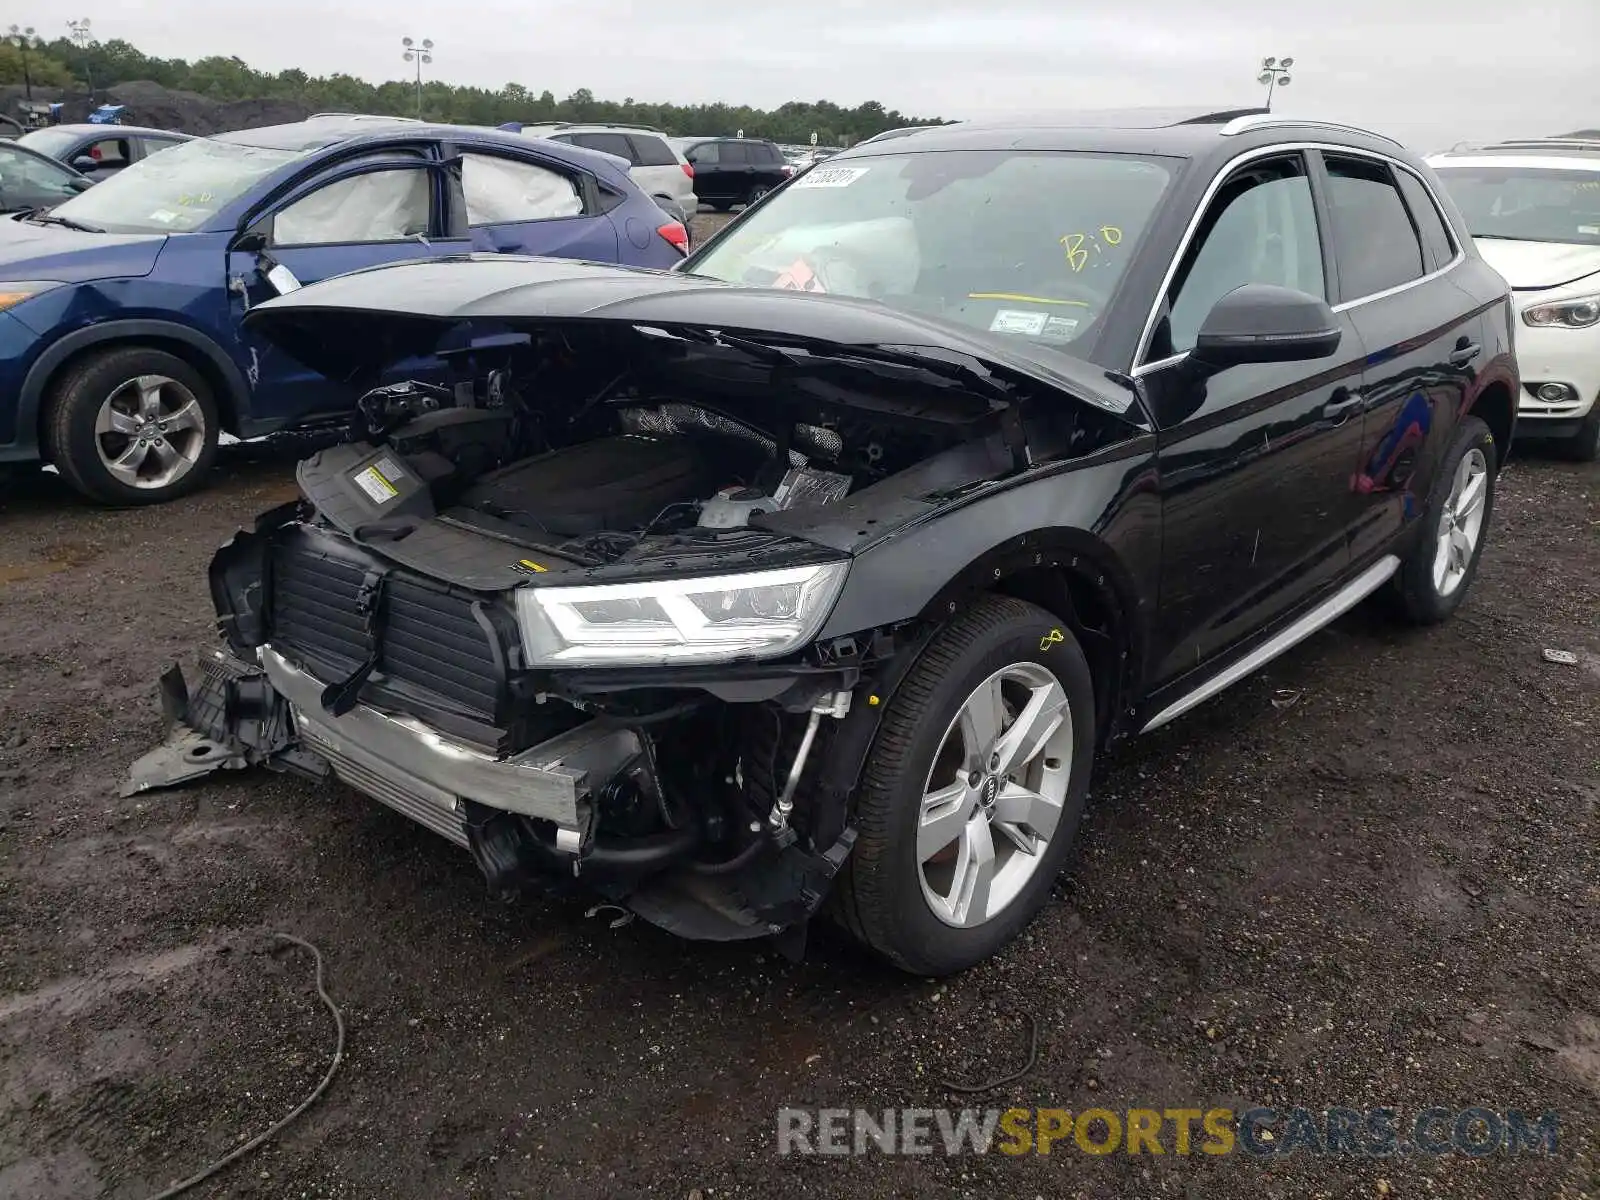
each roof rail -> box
[1177,106,1269,125]
[527,120,669,135]
[308,112,423,123]
[1479,137,1600,152]
[1219,113,1401,146]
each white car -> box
[1430,138,1600,459]
[511,122,698,227]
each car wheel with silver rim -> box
[834,595,1095,976]
[1391,415,1498,625]
[44,346,220,505]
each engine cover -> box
[459,434,719,536]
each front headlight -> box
[0,281,66,313]
[514,561,849,667]
[1523,294,1600,329]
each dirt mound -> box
[0,80,310,136]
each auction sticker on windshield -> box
[990,310,1049,336]
[794,166,870,189]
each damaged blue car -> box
[0,114,690,504]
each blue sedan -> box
[0,115,690,503]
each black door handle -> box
[1449,341,1481,365]
[1323,388,1364,425]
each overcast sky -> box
[73,0,1599,150]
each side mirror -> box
[233,227,268,254]
[1193,283,1341,370]
[70,155,97,172]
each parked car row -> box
[129,107,1529,976]
[18,123,194,180]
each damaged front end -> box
[128,255,1138,950]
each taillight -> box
[680,162,695,178]
[657,222,689,255]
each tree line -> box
[0,36,947,146]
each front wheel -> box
[833,596,1095,975]
[43,346,219,505]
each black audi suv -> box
[132,107,1517,975]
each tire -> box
[1390,415,1497,625]
[833,595,1095,975]
[746,185,771,206]
[43,346,220,505]
[710,201,733,213]
[1566,406,1600,463]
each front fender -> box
[8,317,251,462]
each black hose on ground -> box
[142,934,345,1200]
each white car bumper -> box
[1512,291,1600,432]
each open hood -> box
[241,254,1137,417]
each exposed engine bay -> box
[128,303,1133,954]
[330,321,1025,571]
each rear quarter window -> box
[572,132,639,164]
[629,135,679,167]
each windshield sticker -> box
[793,166,870,189]
[772,258,827,292]
[1040,315,1082,341]
[990,309,1049,336]
[1580,224,1600,235]
[353,462,401,504]
[148,209,179,225]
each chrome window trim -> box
[1132,141,1467,372]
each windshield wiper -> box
[29,213,104,233]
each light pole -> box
[402,37,433,119]
[67,18,93,101]
[5,25,42,101]
[1257,55,1294,110]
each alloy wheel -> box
[1433,447,1488,597]
[93,374,208,491]
[917,662,1073,928]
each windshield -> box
[17,129,81,159]
[45,137,307,234]
[685,149,1174,348]
[1432,164,1600,246]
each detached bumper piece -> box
[122,651,328,797]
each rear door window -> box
[1322,155,1426,300]
[462,153,583,224]
[1394,170,1457,269]
[721,142,751,165]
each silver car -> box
[513,122,698,222]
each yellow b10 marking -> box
[1059,226,1124,272]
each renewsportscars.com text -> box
[777,1106,1560,1158]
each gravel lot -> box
[1,308,1596,1197]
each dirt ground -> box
[1,390,1597,1196]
